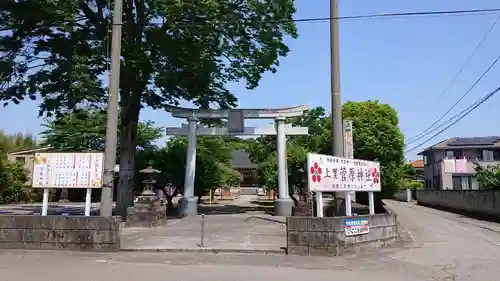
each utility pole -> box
[100,0,123,217]
[330,0,346,215]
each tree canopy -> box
[247,101,407,200]
[474,164,500,190]
[0,131,36,203]
[40,109,164,151]
[0,0,298,215]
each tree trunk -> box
[115,95,141,218]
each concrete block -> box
[0,215,121,252]
[286,217,309,232]
[368,214,397,228]
[285,214,399,256]
[307,217,343,232]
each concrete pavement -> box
[0,250,445,281]
[121,214,286,253]
[3,198,500,280]
[384,200,500,281]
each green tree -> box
[152,136,241,208]
[1,0,297,215]
[40,109,164,152]
[0,131,35,203]
[474,164,500,190]
[341,101,405,197]
[39,109,163,202]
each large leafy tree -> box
[341,100,405,197]
[0,0,297,215]
[40,109,163,151]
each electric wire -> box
[406,53,500,146]
[2,8,500,33]
[406,15,500,143]
[405,85,500,153]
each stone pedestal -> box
[126,191,166,228]
[178,196,198,217]
[275,198,294,216]
[292,194,313,216]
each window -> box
[483,150,495,161]
[445,150,463,159]
[423,155,428,166]
[452,175,472,190]
[15,157,25,164]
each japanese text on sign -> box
[344,218,370,236]
[307,153,381,192]
[32,152,104,189]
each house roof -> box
[417,136,500,155]
[410,160,424,169]
[6,146,50,156]
[231,149,257,169]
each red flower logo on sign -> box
[371,167,380,184]
[310,162,323,183]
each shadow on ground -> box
[249,200,274,207]
[197,204,274,215]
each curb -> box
[383,201,417,246]
[119,248,286,255]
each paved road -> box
[2,200,500,280]
[385,200,500,281]
[0,250,439,281]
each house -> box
[6,147,50,184]
[418,136,500,190]
[409,160,424,181]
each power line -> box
[2,8,500,33]
[406,53,500,146]
[405,85,500,153]
[406,15,500,143]
[297,8,500,22]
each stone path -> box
[120,214,286,253]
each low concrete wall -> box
[393,189,412,202]
[417,189,500,219]
[286,213,398,256]
[0,215,121,251]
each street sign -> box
[344,217,370,236]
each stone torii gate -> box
[165,105,309,217]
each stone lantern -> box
[139,161,161,196]
[126,161,167,228]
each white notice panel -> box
[32,152,104,188]
[307,153,381,192]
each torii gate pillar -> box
[274,117,294,216]
[178,116,199,217]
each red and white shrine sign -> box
[307,153,381,192]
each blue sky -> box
[1,0,500,160]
